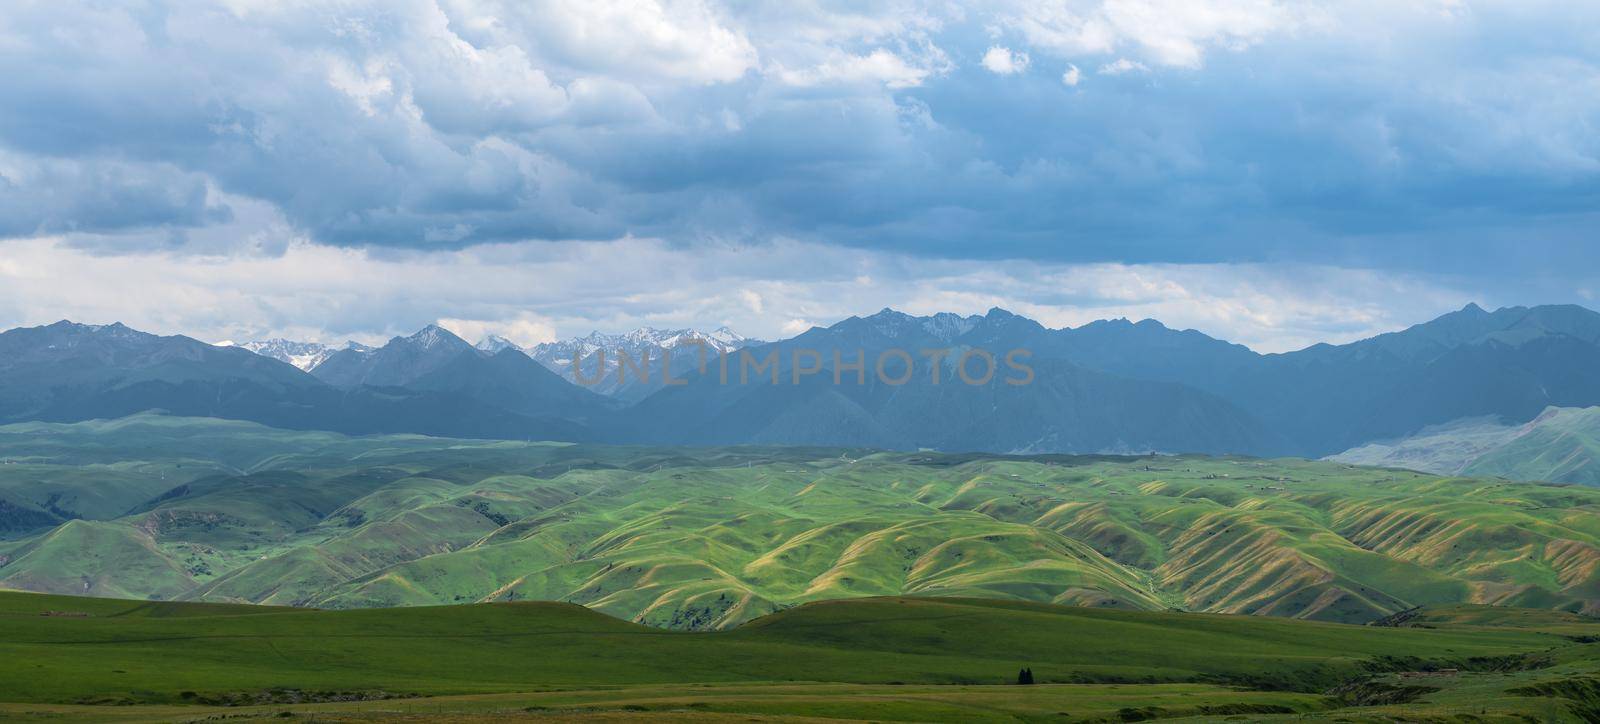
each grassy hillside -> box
[1329,405,1600,485]
[1467,406,1600,484]
[0,590,1596,721]
[4,415,1600,630]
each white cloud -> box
[777,48,942,88]
[997,0,1310,69]
[781,318,815,336]
[1099,57,1148,75]
[3,0,1598,316]
[438,312,558,348]
[739,289,765,314]
[1098,0,1302,68]
[0,236,1485,353]
[439,0,759,85]
[981,45,1030,74]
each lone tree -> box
[1016,667,1035,685]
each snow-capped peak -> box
[527,325,761,386]
[404,324,466,351]
[233,338,374,371]
[921,312,980,342]
[476,334,525,354]
[707,326,746,345]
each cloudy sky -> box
[1,0,1596,352]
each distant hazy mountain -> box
[529,326,760,401]
[311,324,471,388]
[409,347,617,419]
[0,321,589,442]
[1228,304,1600,455]
[973,302,1600,456]
[227,338,374,371]
[619,309,1285,455]
[7,303,1600,457]
[612,303,1600,456]
[1331,406,1600,485]
[311,324,613,420]
[0,321,310,423]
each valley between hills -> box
[4,414,1598,630]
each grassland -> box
[3,414,1600,631]
[0,590,1597,721]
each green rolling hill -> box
[3,415,1600,630]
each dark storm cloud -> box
[0,0,1595,282]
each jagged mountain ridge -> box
[8,303,1600,459]
[310,324,474,388]
[0,321,592,442]
[527,326,761,401]
[309,324,615,419]
[618,308,1286,455]
[224,339,374,372]
[898,303,1600,456]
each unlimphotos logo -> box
[572,341,1034,387]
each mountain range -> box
[220,338,374,371]
[5,303,1600,460]
[521,326,759,401]
[0,321,587,441]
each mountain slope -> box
[0,322,592,443]
[229,339,373,371]
[611,303,1600,456]
[8,304,1600,457]
[0,321,319,424]
[312,325,613,420]
[1468,407,1600,483]
[310,324,474,388]
[529,326,761,401]
[1326,416,1526,475]
[621,309,1286,455]
[1329,406,1600,486]
[406,347,616,419]
[980,303,1600,456]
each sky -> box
[0,0,1596,353]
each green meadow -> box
[4,415,1600,720]
[0,590,1597,721]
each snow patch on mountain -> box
[229,339,375,371]
[406,324,468,352]
[476,335,525,355]
[528,326,761,393]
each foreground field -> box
[3,415,1600,630]
[0,685,1331,723]
[0,591,1597,722]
